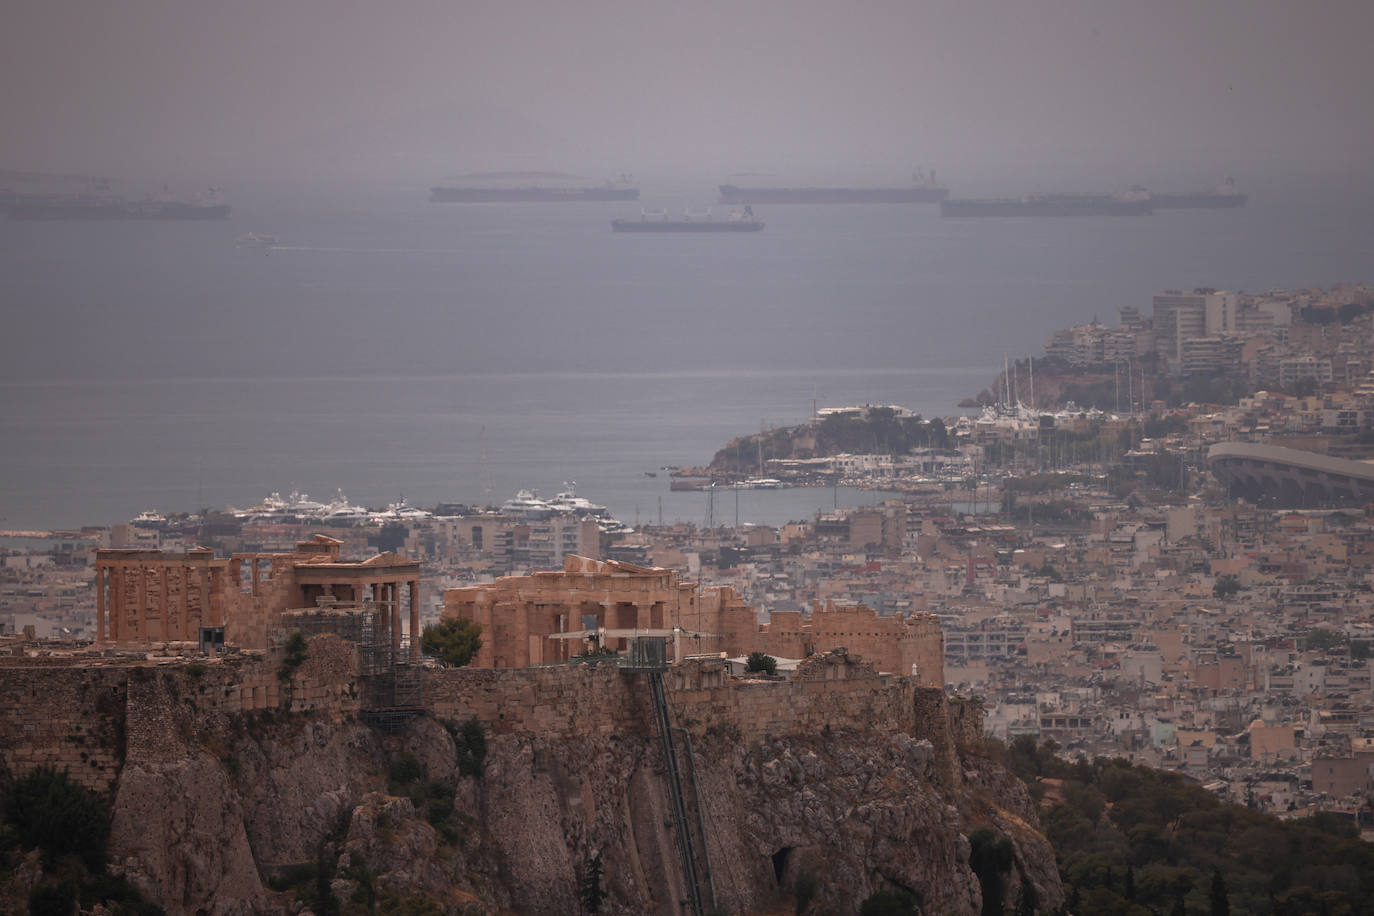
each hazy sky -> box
[4,0,1373,185]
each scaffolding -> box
[277,602,424,732]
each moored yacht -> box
[500,489,554,519]
[546,483,611,518]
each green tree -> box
[3,766,110,870]
[278,631,309,680]
[580,852,605,913]
[1304,628,1347,652]
[858,888,919,916]
[421,618,483,667]
[387,752,424,787]
[1209,868,1229,916]
[1287,376,1320,398]
[928,417,949,449]
[29,882,77,916]
[1212,575,1241,599]
[745,652,777,676]
[314,841,339,916]
[453,716,487,778]
[1143,413,1188,439]
[969,828,1015,916]
[1014,876,1038,916]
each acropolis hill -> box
[0,538,1058,915]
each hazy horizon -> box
[6,0,1374,528]
[4,0,1373,188]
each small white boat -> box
[235,232,278,248]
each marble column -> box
[180,566,192,641]
[391,582,402,656]
[95,566,106,643]
[409,579,420,661]
[368,585,384,648]
[109,567,120,641]
[199,566,211,630]
[135,565,147,640]
[159,564,170,641]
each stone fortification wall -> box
[947,696,987,750]
[0,639,964,795]
[0,666,129,792]
[0,635,361,793]
[760,604,945,687]
[425,655,956,750]
[669,664,924,745]
[424,663,650,738]
[164,634,363,721]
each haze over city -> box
[4,0,1374,187]
[10,3,1374,915]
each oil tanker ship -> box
[718,170,948,204]
[612,207,764,232]
[1147,178,1248,209]
[430,183,638,202]
[940,191,1153,217]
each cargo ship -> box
[719,170,948,204]
[940,191,1153,217]
[429,183,638,202]
[1147,178,1248,209]
[612,207,764,232]
[6,190,229,220]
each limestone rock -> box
[108,750,265,915]
[84,670,1058,916]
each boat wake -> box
[266,246,467,254]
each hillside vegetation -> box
[997,737,1374,915]
[710,408,951,472]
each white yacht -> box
[500,489,554,519]
[324,489,371,522]
[233,489,333,520]
[546,483,611,518]
[372,497,432,522]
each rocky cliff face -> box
[462,728,1060,914]
[6,653,1060,915]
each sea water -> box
[2,176,1372,530]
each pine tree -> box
[580,852,605,913]
[1209,868,1230,916]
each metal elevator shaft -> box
[648,670,708,916]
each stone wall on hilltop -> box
[0,647,1060,915]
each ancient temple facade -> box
[442,555,944,686]
[93,534,422,654]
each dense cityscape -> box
[7,1,1374,912]
[9,282,1374,833]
